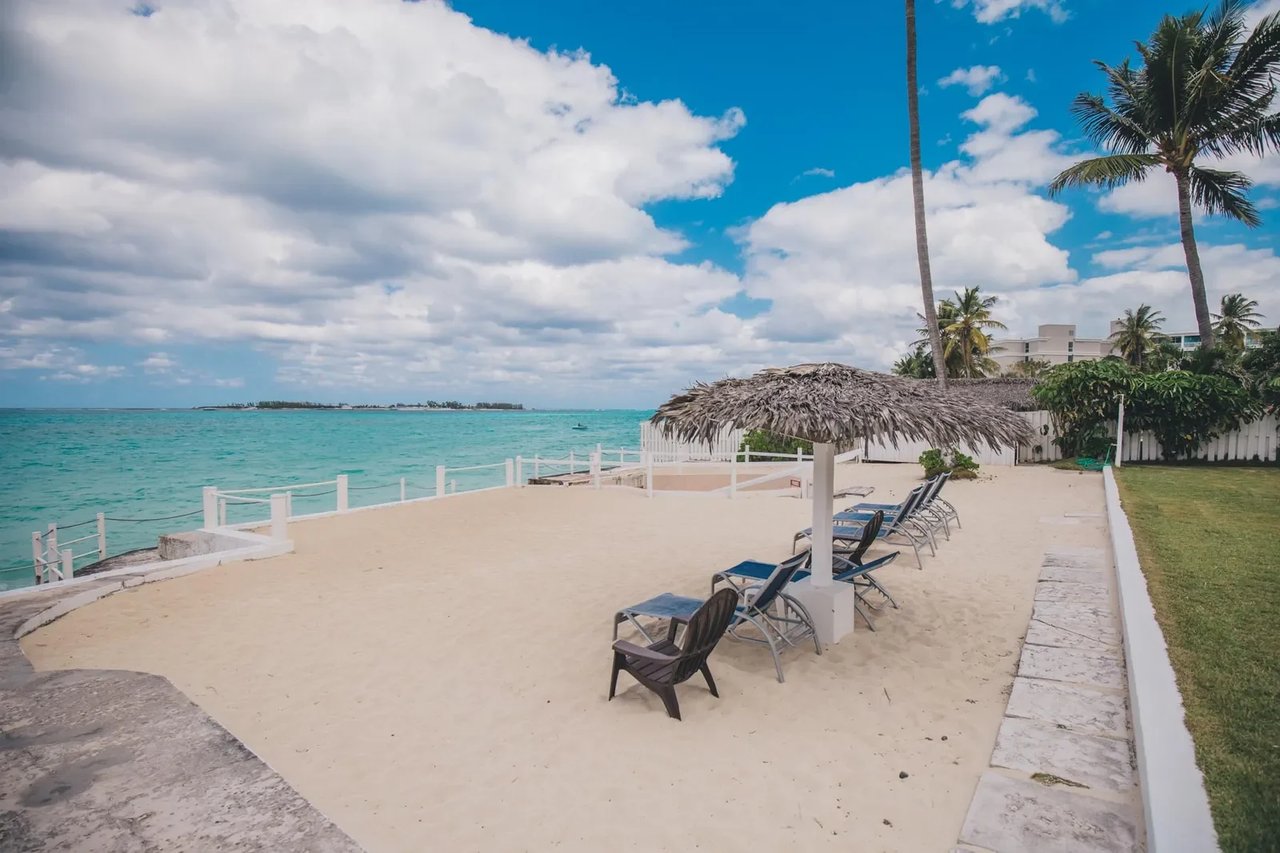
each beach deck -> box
[15,464,1115,851]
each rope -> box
[289,488,337,498]
[105,509,203,523]
[347,482,399,491]
[56,517,96,530]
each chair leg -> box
[608,652,623,700]
[855,600,875,631]
[658,686,682,721]
[869,576,898,609]
[700,662,719,698]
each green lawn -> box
[1115,466,1280,852]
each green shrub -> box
[919,449,948,478]
[740,429,813,457]
[919,448,980,479]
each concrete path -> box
[954,545,1144,852]
[0,584,361,851]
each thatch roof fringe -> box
[652,363,1033,450]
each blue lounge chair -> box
[852,472,959,533]
[613,551,818,683]
[718,512,900,629]
[795,485,934,568]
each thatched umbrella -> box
[652,362,1032,642]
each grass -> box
[1114,466,1280,852]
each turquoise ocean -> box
[0,408,652,591]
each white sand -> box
[23,463,1106,852]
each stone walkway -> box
[0,583,362,851]
[955,545,1144,852]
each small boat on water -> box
[571,423,588,430]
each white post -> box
[1115,394,1125,468]
[591,451,601,489]
[809,443,835,586]
[46,524,57,583]
[533,455,540,479]
[336,474,349,512]
[596,443,603,459]
[744,444,751,464]
[729,452,738,498]
[285,491,293,518]
[32,531,43,585]
[400,477,407,502]
[202,486,218,530]
[219,499,227,527]
[436,465,446,497]
[515,455,524,487]
[97,512,106,560]
[450,479,457,494]
[645,451,655,497]
[270,493,288,541]
[797,447,804,463]
[505,459,515,488]
[61,548,73,581]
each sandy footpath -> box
[23,463,1105,852]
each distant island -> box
[196,400,524,411]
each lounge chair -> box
[613,551,818,684]
[608,587,739,720]
[795,485,935,568]
[717,512,900,630]
[852,473,958,535]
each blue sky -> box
[1,0,1277,408]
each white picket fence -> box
[639,421,744,463]
[1019,410,1278,464]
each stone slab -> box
[1035,581,1110,605]
[1026,618,1120,654]
[1039,565,1106,584]
[1032,602,1122,646]
[1042,549,1106,569]
[959,772,1140,853]
[1020,644,1126,690]
[991,716,1136,793]
[1006,677,1129,738]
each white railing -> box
[639,421,745,463]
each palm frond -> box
[1048,153,1160,195]
[1189,166,1260,225]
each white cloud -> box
[954,0,1069,24]
[139,352,175,373]
[0,0,753,402]
[799,167,836,179]
[938,65,1005,96]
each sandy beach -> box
[22,462,1107,852]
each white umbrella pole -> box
[810,442,835,586]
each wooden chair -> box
[608,587,739,720]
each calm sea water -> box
[0,408,651,590]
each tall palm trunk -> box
[906,0,946,387]
[1174,169,1215,348]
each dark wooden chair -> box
[608,587,739,721]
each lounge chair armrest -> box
[612,639,680,662]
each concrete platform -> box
[1019,645,1127,691]
[0,582,361,851]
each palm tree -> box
[1213,292,1264,351]
[892,344,935,378]
[906,0,946,387]
[1048,1,1280,349]
[942,287,1007,378]
[1110,304,1165,368]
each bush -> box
[739,429,813,457]
[919,448,979,479]
[1032,359,1261,461]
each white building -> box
[992,323,1118,373]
